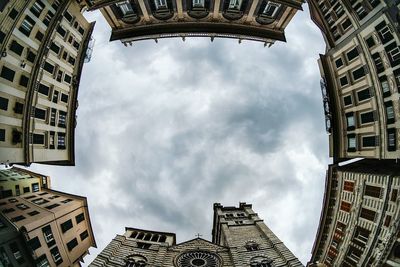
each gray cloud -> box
[28,4,329,265]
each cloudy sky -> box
[29,4,330,265]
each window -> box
[357,88,371,101]
[346,47,359,62]
[354,226,370,244]
[43,62,55,74]
[64,11,73,23]
[391,189,398,202]
[68,56,75,66]
[340,201,351,212]
[16,203,29,210]
[360,208,376,221]
[61,219,73,233]
[78,26,85,35]
[57,25,67,38]
[387,128,397,151]
[10,242,24,264]
[0,31,5,44]
[11,215,25,222]
[14,102,23,114]
[343,95,352,106]
[2,208,15,213]
[28,210,39,216]
[66,238,78,251]
[335,58,343,68]
[362,136,377,147]
[372,53,384,73]
[50,109,56,126]
[10,40,24,56]
[45,203,60,209]
[56,70,63,82]
[364,185,382,198]
[50,42,60,54]
[80,230,89,241]
[388,46,400,64]
[19,75,29,87]
[23,187,30,193]
[354,3,366,20]
[32,183,39,192]
[154,0,168,9]
[0,129,4,141]
[52,90,59,103]
[384,215,392,227]
[35,31,44,41]
[50,246,62,265]
[0,96,8,111]
[58,112,66,127]
[38,83,50,96]
[64,74,72,84]
[352,66,366,81]
[8,8,18,19]
[0,0,9,12]
[27,51,36,63]
[360,111,374,124]
[344,181,354,192]
[43,10,54,26]
[19,16,35,37]
[385,101,395,123]
[61,94,69,103]
[76,213,85,224]
[348,134,356,151]
[340,76,348,87]
[34,108,47,120]
[262,2,281,17]
[116,1,134,15]
[30,0,45,17]
[346,113,355,129]
[365,36,376,48]
[341,19,351,30]
[376,22,393,44]
[42,225,54,243]
[0,66,16,82]
[381,79,390,96]
[60,198,72,204]
[28,237,41,250]
[32,198,49,205]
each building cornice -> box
[111,21,286,43]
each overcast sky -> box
[29,4,329,265]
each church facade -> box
[89,202,303,267]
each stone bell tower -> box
[212,202,304,267]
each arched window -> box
[125,255,148,267]
[245,240,259,251]
[249,256,274,267]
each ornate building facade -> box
[0,0,95,166]
[90,202,303,266]
[0,166,97,267]
[83,0,303,45]
[308,0,400,162]
[308,160,400,267]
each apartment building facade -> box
[308,160,400,267]
[90,202,302,266]
[0,165,50,199]
[0,187,96,267]
[308,0,400,161]
[0,0,95,166]
[83,0,303,45]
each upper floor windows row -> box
[129,231,167,243]
[112,0,282,22]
